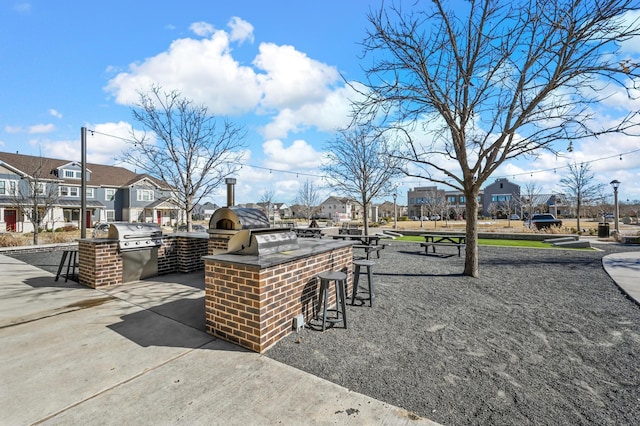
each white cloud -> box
[49,109,62,119]
[262,139,324,170]
[190,21,215,37]
[28,123,55,134]
[228,17,254,44]
[254,43,339,109]
[105,29,262,115]
[105,18,354,142]
[5,125,22,133]
[261,84,358,138]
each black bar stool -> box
[316,271,348,331]
[351,259,375,307]
[55,248,78,282]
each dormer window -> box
[62,169,82,179]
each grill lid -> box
[108,223,163,251]
[228,228,299,256]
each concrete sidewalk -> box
[603,251,640,306]
[0,255,437,425]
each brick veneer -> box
[208,233,232,254]
[78,240,121,288]
[176,236,208,272]
[204,243,353,353]
[78,234,209,288]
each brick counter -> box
[204,239,353,353]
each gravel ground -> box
[266,243,640,426]
[8,243,640,425]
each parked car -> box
[526,214,562,230]
[177,224,207,233]
[510,214,520,220]
[92,222,111,238]
[429,214,441,221]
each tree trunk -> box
[463,189,480,278]
[362,200,370,235]
[576,199,581,233]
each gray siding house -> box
[0,152,179,232]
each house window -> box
[106,210,115,221]
[33,182,45,195]
[60,186,79,197]
[0,181,4,195]
[63,169,82,179]
[460,196,466,204]
[105,188,116,201]
[86,188,94,198]
[137,189,154,202]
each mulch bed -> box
[266,243,640,425]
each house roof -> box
[0,152,169,189]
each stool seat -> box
[353,259,375,267]
[318,271,347,281]
[352,259,375,307]
[316,271,348,331]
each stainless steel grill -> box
[228,228,299,255]
[108,222,163,283]
[108,223,163,252]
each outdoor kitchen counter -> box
[202,238,353,268]
[203,237,355,353]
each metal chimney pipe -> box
[225,178,236,207]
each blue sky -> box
[2,1,639,206]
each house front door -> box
[156,210,162,225]
[5,209,17,231]
[86,210,92,228]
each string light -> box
[86,127,639,183]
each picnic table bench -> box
[333,234,388,259]
[420,234,466,257]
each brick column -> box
[78,240,121,288]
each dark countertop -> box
[203,238,353,268]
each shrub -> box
[0,233,28,247]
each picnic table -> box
[332,234,387,259]
[421,233,466,257]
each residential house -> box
[318,196,359,221]
[200,202,220,220]
[0,152,179,233]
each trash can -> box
[598,222,610,238]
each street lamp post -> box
[393,192,397,230]
[610,179,621,233]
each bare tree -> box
[560,162,605,232]
[353,0,640,277]
[259,189,275,224]
[487,202,500,220]
[518,182,543,221]
[322,126,403,235]
[502,196,521,227]
[294,179,321,224]
[123,85,246,232]
[11,156,61,244]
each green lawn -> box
[393,235,582,249]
